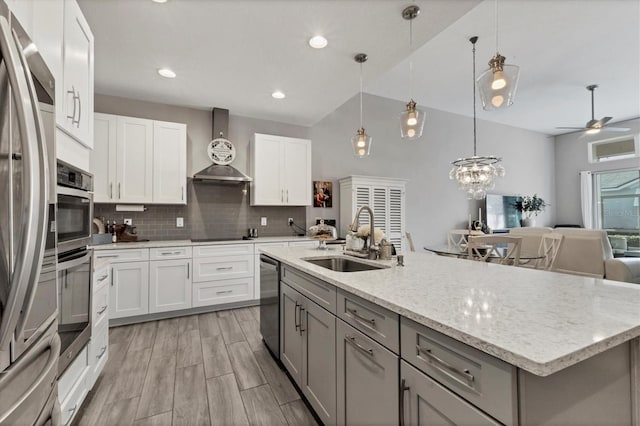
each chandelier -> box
[449,36,505,200]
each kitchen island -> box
[263,246,640,425]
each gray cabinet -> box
[401,361,501,426]
[336,319,398,426]
[280,282,336,425]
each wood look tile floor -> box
[75,306,318,426]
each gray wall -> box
[309,93,556,249]
[94,94,309,240]
[554,117,640,226]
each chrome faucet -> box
[350,205,379,259]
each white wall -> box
[554,117,640,226]
[309,93,556,249]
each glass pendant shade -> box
[352,127,372,158]
[477,53,520,111]
[400,100,426,140]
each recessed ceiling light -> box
[308,35,328,49]
[152,0,168,3]
[271,91,286,99]
[157,68,176,78]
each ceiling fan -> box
[556,85,630,134]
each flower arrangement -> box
[514,194,547,217]
[354,225,385,244]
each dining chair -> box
[405,232,416,252]
[447,229,485,250]
[536,233,564,271]
[467,235,522,265]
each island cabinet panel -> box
[400,318,517,426]
[281,265,337,314]
[336,319,398,426]
[401,361,501,426]
[300,296,336,425]
[280,283,304,385]
[518,340,633,425]
[337,288,399,353]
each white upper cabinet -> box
[91,113,187,204]
[153,121,187,204]
[61,0,94,148]
[250,133,311,206]
[116,116,153,203]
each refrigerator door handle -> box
[0,332,60,421]
[0,15,45,351]
[10,25,51,343]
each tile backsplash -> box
[94,180,306,241]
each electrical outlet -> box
[176,217,184,228]
[261,217,267,226]
[288,218,294,226]
[124,218,132,225]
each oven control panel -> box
[57,161,92,191]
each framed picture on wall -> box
[313,181,333,208]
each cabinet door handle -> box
[286,189,289,203]
[76,91,81,127]
[416,345,475,383]
[161,251,181,256]
[346,307,376,326]
[96,345,107,360]
[294,301,300,331]
[281,189,284,203]
[118,182,121,199]
[97,305,107,314]
[345,335,373,356]
[181,186,184,201]
[187,263,190,279]
[216,266,233,271]
[299,307,305,335]
[110,182,113,199]
[399,378,410,426]
[111,272,114,287]
[66,86,77,123]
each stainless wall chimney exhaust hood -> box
[193,108,253,183]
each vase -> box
[521,217,536,227]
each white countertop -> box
[262,247,640,377]
[91,236,317,250]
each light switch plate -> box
[261,217,267,226]
[176,217,184,228]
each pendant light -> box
[449,37,505,200]
[399,5,425,140]
[351,53,372,158]
[476,0,520,110]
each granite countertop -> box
[262,246,640,377]
[91,236,316,250]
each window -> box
[594,169,640,254]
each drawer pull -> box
[216,290,233,295]
[416,345,475,383]
[99,255,119,259]
[345,335,373,356]
[96,346,107,360]
[216,266,233,271]
[97,305,108,314]
[347,307,376,326]
[161,251,182,255]
[97,274,108,282]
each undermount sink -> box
[303,256,387,272]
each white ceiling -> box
[79,0,640,136]
[78,0,479,126]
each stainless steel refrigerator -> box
[0,2,60,424]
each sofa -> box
[508,227,640,284]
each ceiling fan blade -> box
[602,127,631,132]
[599,117,613,126]
[585,119,598,128]
[556,127,586,130]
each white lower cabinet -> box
[88,262,110,388]
[192,277,253,307]
[280,282,336,425]
[400,360,500,425]
[149,259,192,313]
[58,345,89,426]
[109,261,149,319]
[336,320,399,425]
[88,322,108,389]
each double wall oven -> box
[56,162,93,374]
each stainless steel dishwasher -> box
[259,255,280,359]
